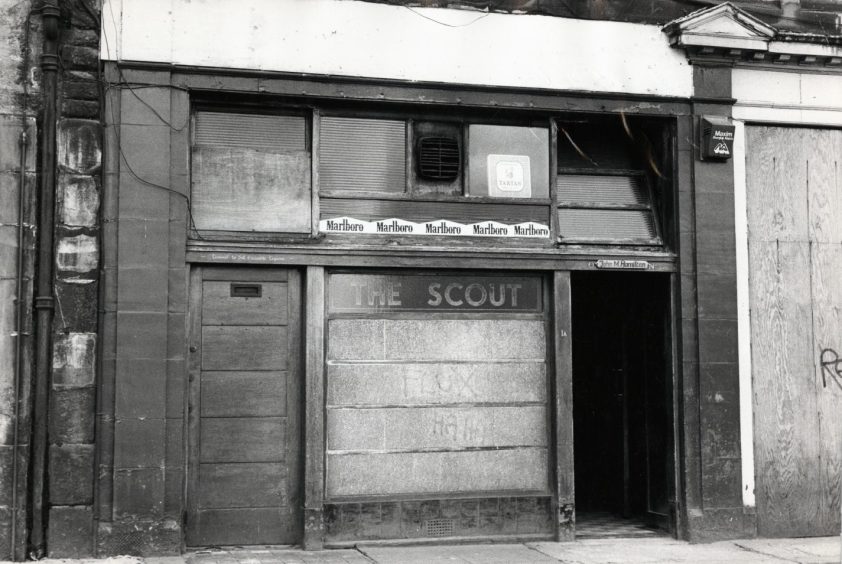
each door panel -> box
[187,268,302,546]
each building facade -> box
[1,0,841,558]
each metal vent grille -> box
[417,136,460,181]
[424,518,454,537]
[195,111,306,152]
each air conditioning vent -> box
[417,136,460,181]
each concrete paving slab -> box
[186,548,370,564]
[734,537,841,564]
[528,538,791,563]
[358,543,557,564]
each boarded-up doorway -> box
[745,126,842,537]
[187,267,302,546]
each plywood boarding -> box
[188,270,302,547]
[192,147,311,232]
[746,126,842,537]
[325,289,550,499]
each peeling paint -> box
[52,332,97,388]
[59,175,100,227]
[56,234,98,273]
[58,120,102,175]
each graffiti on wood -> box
[819,348,842,390]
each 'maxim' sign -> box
[329,273,543,313]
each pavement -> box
[12,536,841,564]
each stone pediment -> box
[663,2,842,67]
[664,3,774,50]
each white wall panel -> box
[101,0,692,97]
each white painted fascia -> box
[100,0,693,98]
[675,34,769,51]
[767,41,842,58]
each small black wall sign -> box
[700,116,735,161]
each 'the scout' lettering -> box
[427,282,522,308]
[329,274,541,312]
[349,280,402,307]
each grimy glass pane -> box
[558,208,656,241]
[324,279,551,497]
[557,174,647,206]
[467,124,549,198]
[319,116,406,193]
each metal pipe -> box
[12,5,34,559]
[29,2,61,557]
[12,128,29,562]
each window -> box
[556,118,662,245]
[191,110,311,233]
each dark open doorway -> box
[571,271,674,538]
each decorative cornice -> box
[664,2,842,68]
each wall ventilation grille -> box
[424,518,455,537]
[417,137,460,181]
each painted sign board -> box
[329,273,543,313]
[594,259,654,270]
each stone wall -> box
[0,0,38,559]
[47,1,102,557]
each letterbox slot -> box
[230,283,262,298]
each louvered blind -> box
[557,175,647,206]
[557,174,659,244]
[319,116,406,193]
[195,112,306,151]
[558,208,656,241]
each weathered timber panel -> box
[327,406,547,451]
[326,362,546,406]
[326,448,549,497]
[200,371,287,417]
[201,326,288,370]
[746,126,842,537]
[200,418,286,463]
[328,319,546,361]
[192,147,311,232]
[190,508,295,546]
[201,280,289,325]
[197,463,287,507]
[189,268,303,546]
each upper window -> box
[555,118,662,246]
[191,110,311,233]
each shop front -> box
[98,11,726,547]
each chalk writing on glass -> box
[819,348,842,390]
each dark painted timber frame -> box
[99,60,743,551]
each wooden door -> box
[187,267,302,546]
[746,126,842,537]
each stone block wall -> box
[0,0,39,559]
[46,2,102,557]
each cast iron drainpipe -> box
[29,2,60,558]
